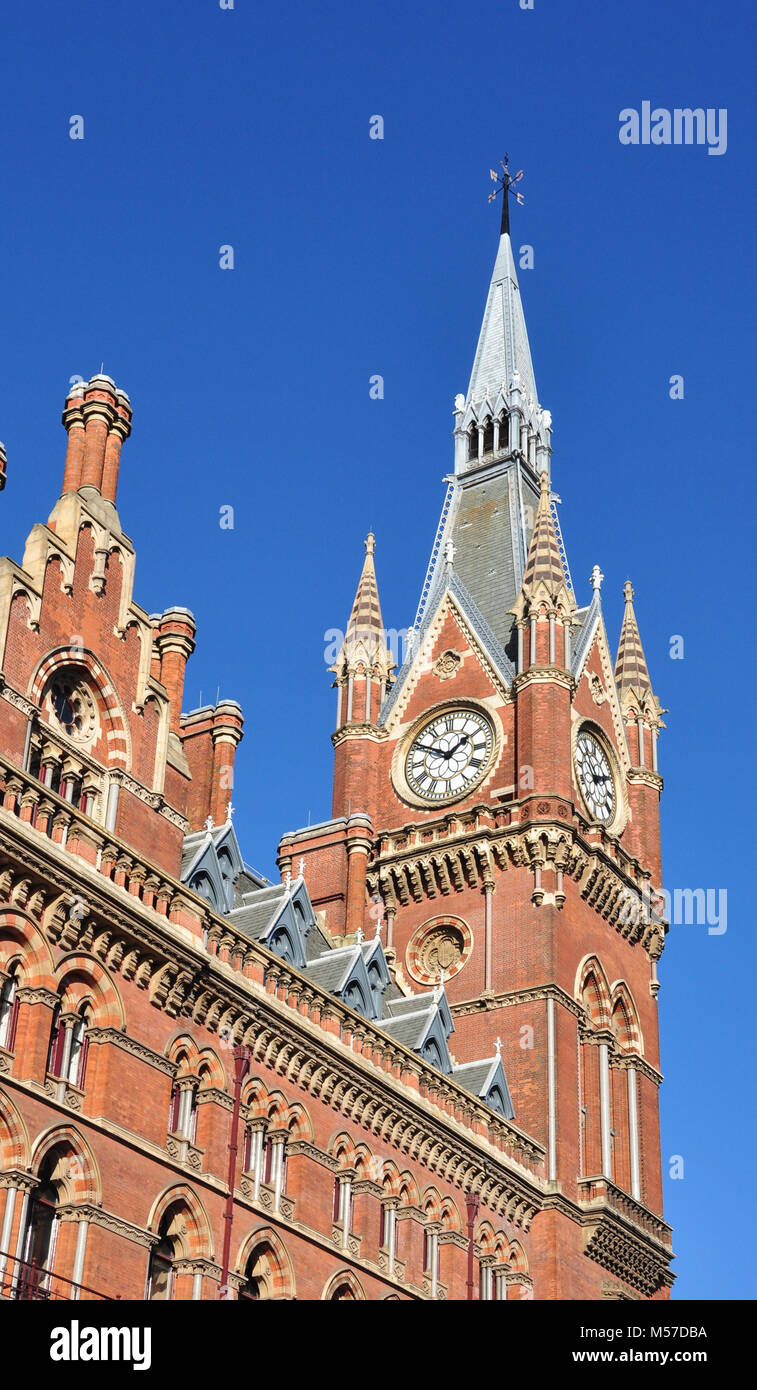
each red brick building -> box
[0,206,673,1301]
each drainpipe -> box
[465,1192,479,1301]
[219,1044,251,1298]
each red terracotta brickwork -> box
[0,302,672,1301]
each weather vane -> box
[488,155,525,235]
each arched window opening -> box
[47,999,92,1089]
[169,1078,198,1141]
[498,412,509,451]
[343,981,366,1014]
[191,872,218,909]
[67,1004,91,1089]
[482,417,494,454]
[330,1281,356,1301]
[239,1243,277,1301]
[581,973,603,1028]
[424,1224,440,1291]
[47,1002,64,1078]
[147,1219,175,1301]
[0,962,21,1052]
[20,1153,60,1297]
[467,425,479,461]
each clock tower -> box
[278,198,671,1297]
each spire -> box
[411,166,555,662]
[614,581,665,774]
[510,472,575,669]
[615,581,652,696]
[331,534,394,727]
[463,162,541,445]
[520,472,567,598]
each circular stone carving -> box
[44,669,99,747]
[406,916,473,986]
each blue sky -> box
[1,0,755,1298]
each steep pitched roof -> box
[467,231,538,417]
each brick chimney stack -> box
[209,700,244,826]
[154,608,197,733]
[61,375,132,502]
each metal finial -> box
[495,1036,503,1058]
[205,815,215,832]
[590,565,605,592]
[488,155,525,236]
[298,856,305,878]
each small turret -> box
[331,533,394,731]
[615,581,664,771]
[511,472,576,671]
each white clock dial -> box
[405,709,494,803]
[575,731,616,823]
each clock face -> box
[575,731,616,823]
[405,709,494,803]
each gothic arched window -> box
[21,1153,60,1296]
[0,962,21,1052]
[147,1221,175,1301]
[498,411,509,451]
[467,425,479,461]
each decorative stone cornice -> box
[0,677,36,719]
[451,982,582,1021]
[286,1140,338,1171]
[511,665,575,694]
[439,1229,468,1251]
[626,768,664,793]
[368,810,662,955]
[352,1178,383,1198]
[332,723,389,748]
[55,1202,157,1249]
[86,1026,177,1077]
[196,1086,233,1111]
[0,786,548,1225]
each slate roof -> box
[227,884,289,942]
[380,1007,436,1052]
